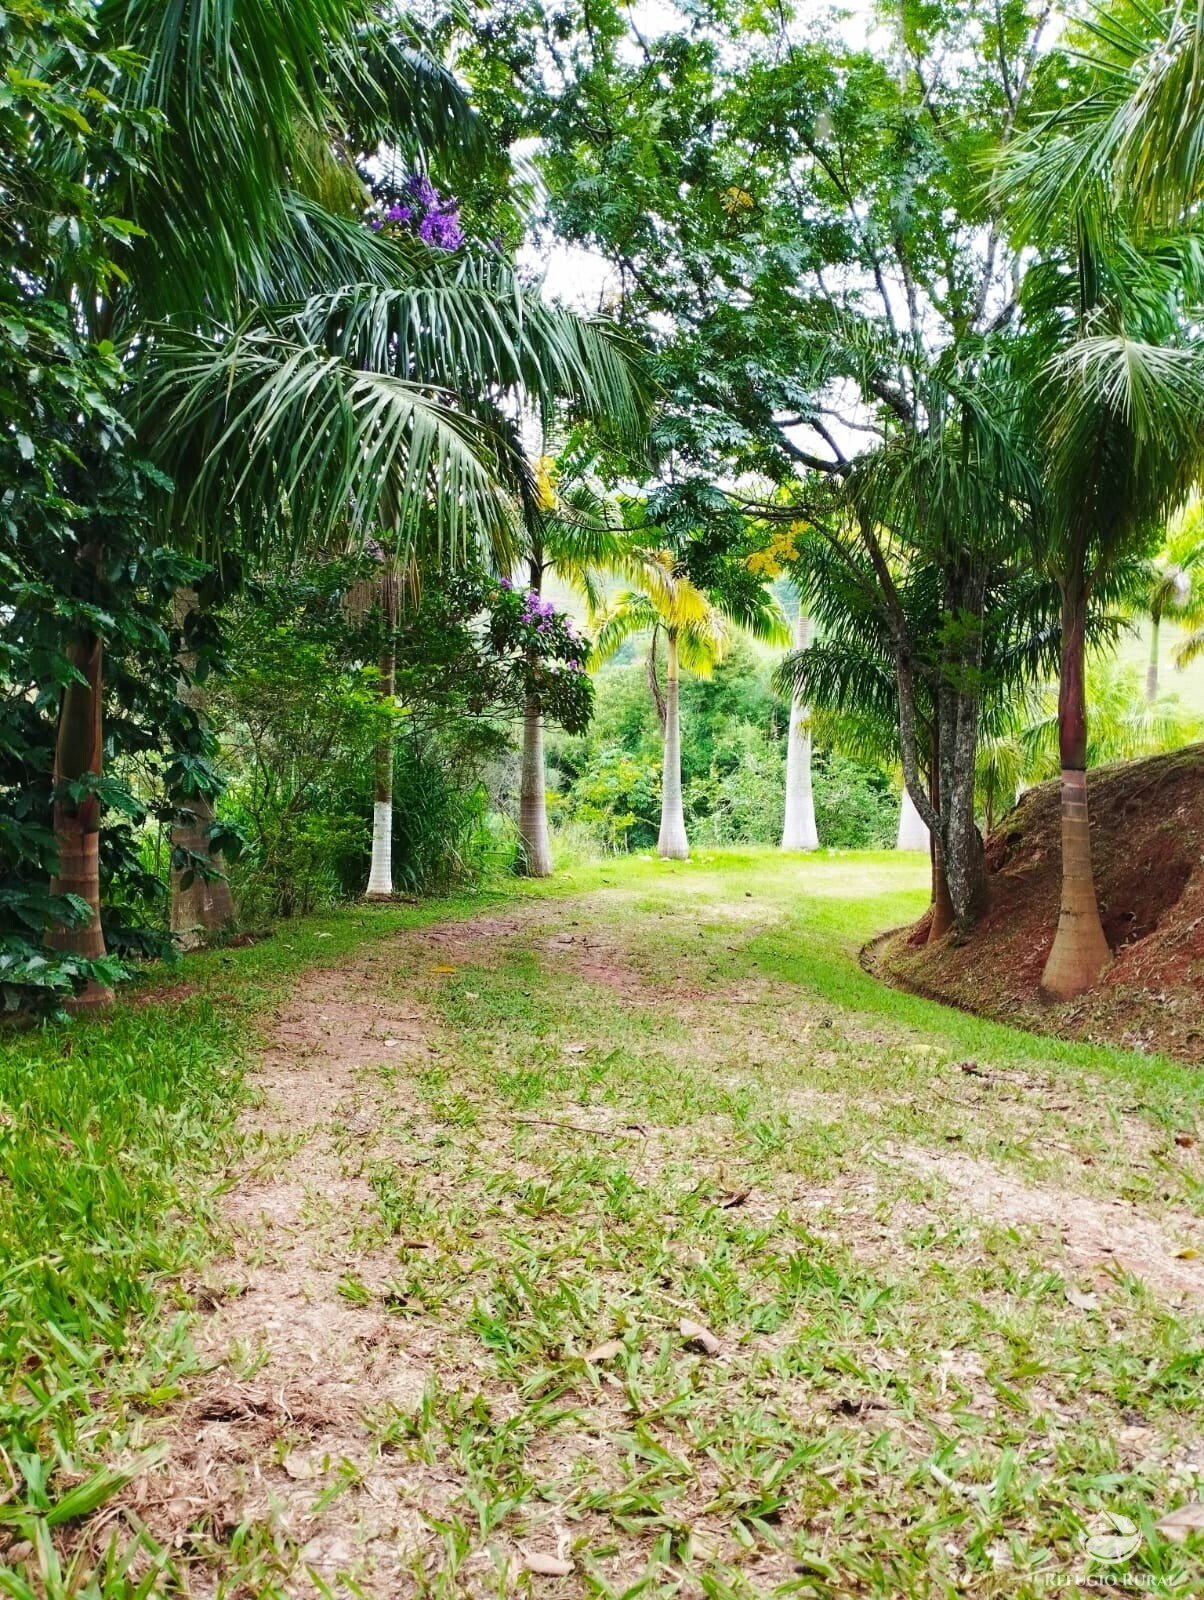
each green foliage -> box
[551,642,896,851]
[0,1,223,1008]
[210,560,593,916]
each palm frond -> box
[138,321,514,566]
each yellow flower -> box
[534,455,558,512]
[720,186,755,214]
[745,521,805,576]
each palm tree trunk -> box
[1041,582,1111,998]
[927,751,955,941]
[48,631,113,1009]
[518,689,553,876]
[365,649,396,899]
[1146,613,1160,703]
[171,589,236,945]
[896,787,930,850]
[658,631,689,860]
[781,612,819,851]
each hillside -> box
[871,745,1204,1062]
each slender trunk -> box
[517,557,553,878]
[171,589,236,945]
[365,648,396,898]
[658,631,689,860]
[928,743,954,941]
[1041,582,1111,998]
[781,612,820,851]
[49,631,113,1009]
[1146,614,1160,704]
[518,690,552,876]
[896,786,930,851]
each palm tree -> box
[593,552,788,860]
[1141,511,1204,699]
[36,0,646,1000]
[780,606,821,851]
[999,0,1204,997]
[514,446,627,877]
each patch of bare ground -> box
[896,1146,1203,1301]
[119,914,552,1595]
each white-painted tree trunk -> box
[366,801,393,897]
[519,694,553,876]
[658,632,689,860]
[781,611,820,851]
[365,649,395,899]
[896,785,930,851]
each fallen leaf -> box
[718,1189,751,1209]
[1156,1502,1204,1543]
[563,1042,588,1054]
[584,1339,625,1362]
[1175,1248,1199,1260]
[383,1038,399,1046]
[431,965,457,974]
[1175,1134,1197,1148]
[1064,1286,1099,1310]
[282,1452,316,1480]
[523,1551,573,1577]
[679,1318,722,1356]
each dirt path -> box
[117,873,1204,1596]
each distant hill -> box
[869,745,1204,1063]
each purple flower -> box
[568,658,580,671]
[385,203,413,223]
[499,576,512,590]
[369,218,384,232]
[407,173,438,207]
[418,205,463,250]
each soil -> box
[871,743,1204,1062]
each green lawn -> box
[1,851,1202,1597]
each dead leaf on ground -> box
[679,1318,722,1356]
[431,965,457,974]
[718,1190,751,1209]
[523,1551,573,1576]
[1064,1286,1099,1311]
[1175,1248,1199,1260]
[282,1452,316,1481]
[584,1339,626,1362]
[1156,1502,1204,1543]
[563,1042,588,1055]
[1175,1134,1196,1149]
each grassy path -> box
[3,850,1203,1596]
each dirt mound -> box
[874,744,1204,1062]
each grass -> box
[1,851,1203,1596]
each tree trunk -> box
[48,632,113,1009]
[171,589,236,945]
[518,690,553,877]
[172,790,237,945]
[658,631,689,860]
[896,786,930,850]
[930,847,956,940]
[1041,583,1111,998]
[1146,614,1160,703]
[927,738,955,941]
[781,612,820,851]
[365,649,396,899]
